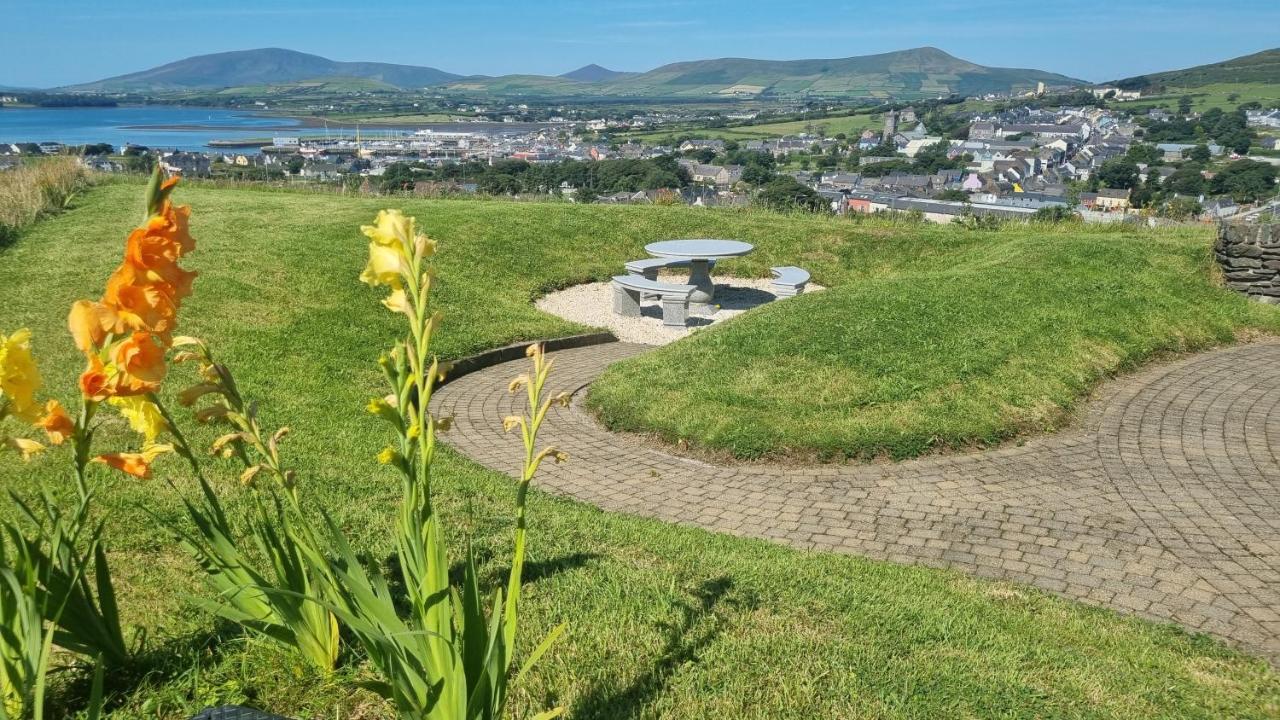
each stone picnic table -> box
[644,238,754,306]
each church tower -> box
[881,109,899,144]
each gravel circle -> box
[536,275,822,346]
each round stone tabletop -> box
[645,239,754,259]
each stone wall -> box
[1216,223,1280,304]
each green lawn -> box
[589,220,1280,460]
[1,182,1278,718]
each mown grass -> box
[589,220,1280,460]
[0,183,1278,718]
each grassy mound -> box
[589,221,1280,460]
[0,182,1276,717]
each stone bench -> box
[612,275,695,327]
[770,266,811,297]
[625,257,716,281]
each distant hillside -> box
[66,48,462,92]
[63,46,1082,101]
[442,47,1083,99]
[1113,48,1280,90]
[560,64,633,82]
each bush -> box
[1032,205,1080,224]
[757,177,827,213]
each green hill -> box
[440,47,1083,100]
[441,74,594,97]
[559,64,634,82]
[66,47,461,92]
[63,46,1080,100]
[1113,47,1280,90]
[605,47,1081,99]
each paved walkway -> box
[431,340,1280,660]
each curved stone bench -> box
[625,257,716,281]
[771,266,811,297]
[612,275,695,327]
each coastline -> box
[120,117,556,133]
[3,105,558,142]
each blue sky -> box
[3,0,1277,88]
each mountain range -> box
[1112,48,1280,90]
[63,47,1083,100]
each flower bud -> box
[240,465,264,487]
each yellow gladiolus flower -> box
[361,209,414,248]
[414,234,437,259]
[0,329,42,422]
[382,288,412,315]
[108,395,169,442]
[359,242,407,290]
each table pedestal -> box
[687,259,715,306]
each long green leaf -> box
[515,622,567,685]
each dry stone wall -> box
[1216,223,1280,304]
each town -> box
[4,91,1278,224]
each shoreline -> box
[122,117,557,133]
[5,104,557,133]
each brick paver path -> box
[431,340,1280,660]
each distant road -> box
[1232,198,1280,223]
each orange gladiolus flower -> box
[69,172,196,407]
[92,443,174,479]
[68,300,120,353]
[79,354,111,401]
[38,399,74,445]
[146,200,194,255]
[103,264,179,336]
[122,227,197,296]
[109,332,167,395]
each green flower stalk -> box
[310,209,567,720]
[162,337,341,674]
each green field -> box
[214,76,403,96]
[626,111,883,142]
[328,112,468,124]
[1119,82,1280,113]
[1,183,1278,718]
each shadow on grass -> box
[48,618,244,718]
[512,551,602,585]
[570,576,737,720]
[383,550,602,614]
[0,224,16,251]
